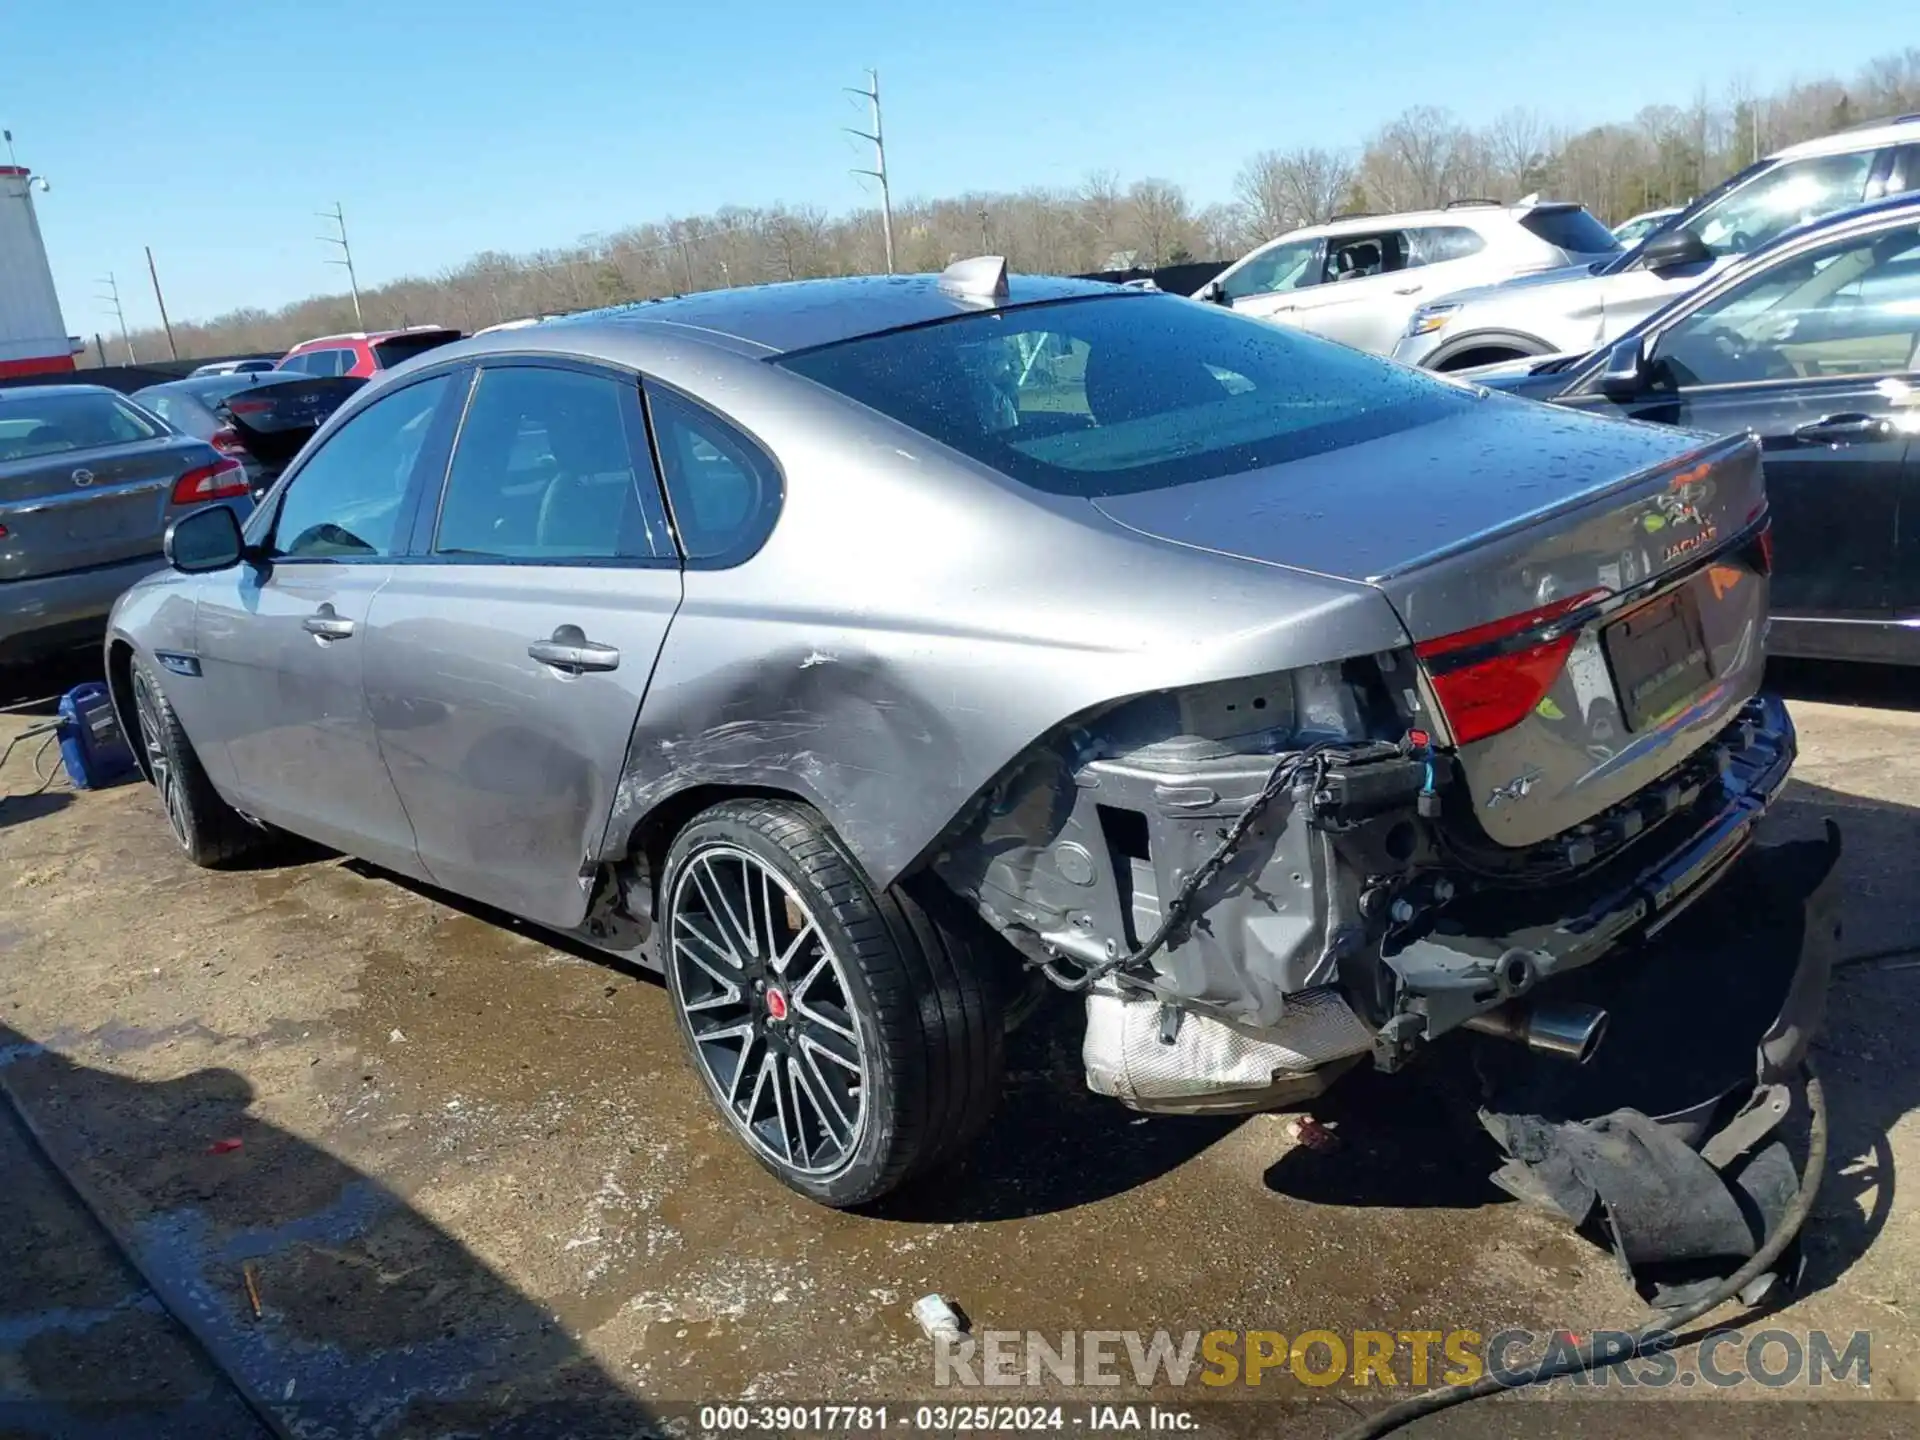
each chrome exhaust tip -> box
[1464,1001,1609,1065]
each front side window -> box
[1220,239,1322,301]
[779,293,1471,499]
[0,390,163,461]
[270,374,450,559]
[647,386,782,561]
[1678,151,1876,260]
[1650,221,1920,388]
[436,365,654,560]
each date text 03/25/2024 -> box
[694,1404,1196,1432]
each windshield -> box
[778,294,1472,499]
[1607,152,1876,273]
[372,332,460,368]
[0,390,165,462]
[1218,239,1322,301]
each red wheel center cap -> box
[765,987,789,1022]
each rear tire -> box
[661,798,1004,1206]
[130,656,266,868]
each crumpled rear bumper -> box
[1380,692,1798,1054]
[1477,819,1843,1306]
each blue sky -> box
[5,0,1889,330]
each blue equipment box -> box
[58,682,140,790]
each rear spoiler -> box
[219,376,366,467]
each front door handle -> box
[1793,413,1892,445]
[1394,284,1424,295]
[303,608,355,640]
[528,627,621,673]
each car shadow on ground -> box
[347,864,1242,1221]
[0,1024,661,1439]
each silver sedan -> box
[108,261,1798,1204]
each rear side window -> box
[435,365,661,560]
[270,375,450,559]
[136,391,218,439]
[779,294,1470,499]
[0,391,163,461]
[646,385,782,562]
[1518,207,1620,255]
[1405,226,1488,266]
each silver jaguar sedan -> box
[108,259,1796,1205]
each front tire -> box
[661,798,1004,1206]
[130,657,266,868]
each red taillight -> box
[227,398,271,415]
[210,426,247,456]
[1756,522,1774,576]
[171,457,249,505]
[1416,590,1606,747]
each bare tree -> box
[1362,106,1471,210]
[1233,146,1355,240]
[1484,108,1548,197]
[1125,179,1193,267]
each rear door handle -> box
[528,630,621,673]
[1394,284,1424,295]
[1792,413,1892,445]
[303,609,355,640]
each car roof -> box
[1272,202,1571,242]
[0,383,123,402]
[287,327,457,350]
[1775,113,1920,159]
[136,372,285,398]
[530,272,1123,357]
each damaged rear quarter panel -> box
[593,360,1413,898]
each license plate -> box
[1603,578,1713,732]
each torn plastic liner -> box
[1476,821,1842,1308]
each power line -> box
[94,273,133,364]
[844,68,895,275]
[317,202,363,326]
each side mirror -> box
[1197,278,1230,306]
[1597,337,1650,400]
[1639,226,1710,273]
[164,504,246,573]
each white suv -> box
[1393,115,1920,370]
[1195,201,1621,355]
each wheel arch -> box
[620,781,825,923]
[105,639,151,783]
[1426,329,1558,371]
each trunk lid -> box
[1092,399,1769,848]
[0,434,222,582]
[220,375,366,472]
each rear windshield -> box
[373,332,460,369]
[131,388,219,439]
[777,294,1472,498]
[0,391,165,462]
[1519,206,1621,255]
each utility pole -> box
[96,274,134,364]
[317,201,364,326]
[978,207,990,252]
[844,69,895,274]
[144,246,178,360]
